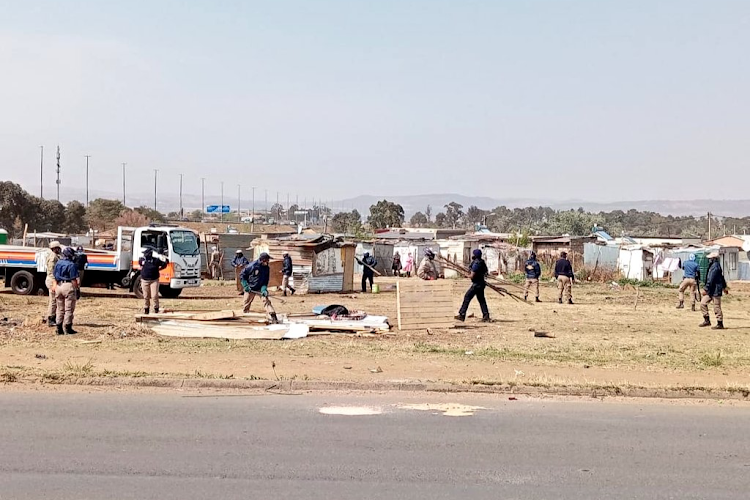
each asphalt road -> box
[1,391,749,500]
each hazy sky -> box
[1,0,748,206]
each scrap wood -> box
[355,256,382,276]
[149,320,309,340]
[437,256,529,304]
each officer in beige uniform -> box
[53,247,80,335]
[45,241,63,327]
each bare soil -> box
[2,277,750,392]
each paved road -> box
[1,391,749,499]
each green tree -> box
[64,200,88,234]
[0,181,32,235]
[434,212,447,228]
[188,209,203,221]
[367,200,404,229]
[270,203,284,221]
[444,202,464,229]
[87,199,127,230]
[133,206,166,223]
[425,205,433,222]
[27,198,66,232]
[410,211,428,227]
[331,209,362,233]
[465,205,487,227]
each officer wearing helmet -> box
[455,249,491,322]
[417,248,443,280]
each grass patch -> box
[63,359,95,377]
[699,351,723,368]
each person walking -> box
[240,252,279,323]
[392,252,402,277]
[209,246,223,280]
[677,253,700,311]
[524,252,542,302]
[402,252,414,278]
[455,249,491,323]
[554,251,575,305]
[74,246,88,293]
[281,252,296,296]
[699,251,727,329]
[53,247,80,335]
[139,248,169,315]
[44,241,63,327]
[232,249,250,296]
[360,252,378,292]
[417,248,443,280]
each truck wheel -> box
[10,271,37,295]
[132,276,144,299]
[159,286,182,298]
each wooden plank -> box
[397,311,455,319]
[397,279,454,331]
[191,310,238,321]
[397,283,454,292]
[150,324,287,340]
[399,322,456,330]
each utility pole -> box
[708,212,711,240]
[122,163,126,205]
[251,187,256,233]
[237,184,241,222]
[84,155,91,207]
[153,169,158,211]
[220,181,224,223]
[179,174,184,219]
[201,178,205,219]
[39,146,44,199]
[264,189,268,214]
[55,145,61,201]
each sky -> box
[1,0,749,209]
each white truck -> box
[0,224,202,298]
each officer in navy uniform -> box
[240,252,279,323]
[232,249,250,296]
[455,249,491,323]
[53,247,80,335]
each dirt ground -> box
[2,277,750,393]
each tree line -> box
[333,199,745,240]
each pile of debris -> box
[136,306,392,340]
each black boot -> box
[676,301,684,309]
[699,316,711,327]
[454,314,466,322]
[535,298,542,303]
[712,321,724,330]
[269,313,279,324]
[481,316,492,323]
[558,298,563,304]
[56,324,64,336]
[154,307,159,314]
[290,287,295,296]
[47,315,56,327]
[524,295,527,301]
[65,324,78,335]
[691,304,696,312]
[568,299,574,305]
[144,308,150,315]
[283,291,287,297]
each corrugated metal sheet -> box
[583,243,619,270]
[308,273,345,293]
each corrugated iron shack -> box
[252,234,355,293]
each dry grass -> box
[2,278,750,389]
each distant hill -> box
[335,194,750,219]
[50,187,750,219]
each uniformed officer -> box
[677,254,700,311]
[554,252,575,305]
[74,246,88,293]
[360,252,378,292]
[231,249,250,296]
[45,241,63,327]
[209,246,223,280]
[417,248,443,280]
[699,251,727,329]
[455,249,491,322]
[524,252,542,302]
[53,247,80,335]
[240,252,279,323]
[139,248,169,315]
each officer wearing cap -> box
[53,247,80,335]
[281,251,296,296]
[417,248,443,280]
[240,252,279,323]
[700,251,727,329]
[455,249,491,323]
[231,249,250,296]
[44,241,63,327]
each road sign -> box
[207,205,231,214]
[294,211,308,215]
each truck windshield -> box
[170,231,200,256]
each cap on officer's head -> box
[235,249,243,254]
[707,251,720,259]
[259,252,271,261]
[49,241,62,250]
